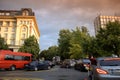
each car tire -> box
[10,65,16,71]
[91,74,95,80]
[34,67,38,71]
[89,74,94,80]
[88,75,92,80]
[47,66,51,70]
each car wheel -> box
[91,74,95,80]
[66,65,69,68]
[47,66,51,70]
[34,67,38,71]
[88,75,92,80]
[10,65,16,71]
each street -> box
[0,66,88,80]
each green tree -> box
[18,36,40,59]
[39,49,48,59]
[69,44,83,59]
[58,29,72,60]
[39,46,58,60]
[69,27,91,59]
[0,36,8,50]
[96,21,120,56]
[88,37,101,57]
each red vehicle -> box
[0,50,32,70]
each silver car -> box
[89,57,120,80]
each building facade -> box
[94,15,120,35]
[0,8,40,52]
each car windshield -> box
[82,59,90,64]
[30,61,38,65]
[100,60,120,66]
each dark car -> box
[45,60,55,68]
[89,57,120,80]
[25,61,51,71]
[74,59,91,72]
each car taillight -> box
[96,68,108,74]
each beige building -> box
[0,8,40,52]
[94,15,120,35]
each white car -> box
[89,57,120,80]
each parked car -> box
[60,59,76,68]
[89,57,120,80]
[25,60,51,71]
[74,59,91,72]
[45,60,55,68]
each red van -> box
[0,50,32,70]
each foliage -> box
[40,46,58,60]
[58,29,72,60]
[69,44,83,59]
[18,36,40,59]
[95,21,120,57]
[0,36,9,50]
[58,27,92,59]
[41,21,120,59]
[69,27,92,59]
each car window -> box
[30,61,38,65]
[39,61,44,64]
[44,61,49,64]
[100,60,120,66]
[82,59,91,64]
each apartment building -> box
[0,8,40,52]
[94,15,120,35]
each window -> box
[22,33,26,39]
[6,21,10,26]
[10,39,15,45]
[24,21,26,24]
[14,56,23,60]
[100,60,120,66]
[13,21,16,26]
[4,33,8,39]
[24,56,30,61]
[22,27,26,32]
[12,27,16,32]
[27,21,29,24]
[5,55,14,60]
[4,27,8,32]
[20,21,23,24]
[0,21,3,26]
[6,13,10,16]
[0,13,4,15]
[22,10,29,16]
[11,33,15,39]
[21,39,24,45]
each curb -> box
[0,77,43,80]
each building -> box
[0,8,40,52]
[94,15,120,35]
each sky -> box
[0,0,120,50]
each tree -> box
[69,27,91,59]
[58,29,72,60]
[39,46,58,60]
[96,21,120,56]
[0,36,8,50]
[58,27,92,59]
[18,36,40,59]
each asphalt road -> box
[0,66,88,80]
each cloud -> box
[0,0,120,50]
